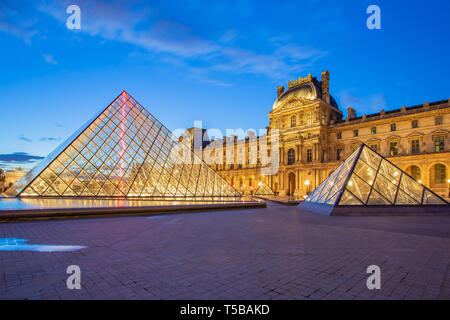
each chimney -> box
[347,107,356,120]
[277,86,285,97]
[321,71,330,104]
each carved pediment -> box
[270,97,316,116]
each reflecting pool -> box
[0,238,86,252]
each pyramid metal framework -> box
[5,91,240,198]
[303,144,448,207]
[254,182,275,196]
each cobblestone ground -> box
[0,203,449,300]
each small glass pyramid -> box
[5,91,240,199]
[254,182,275,196]
[304,144,448,206]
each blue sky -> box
[0,0,449,170]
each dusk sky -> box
[0,0,449,170]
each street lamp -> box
[304,180,311,195]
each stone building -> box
[204,71,450,199]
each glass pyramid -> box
[5,91,240,199]
[254,182,275,196]
[304,144,448,206]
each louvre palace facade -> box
[204,71,450,199]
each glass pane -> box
[346,173,371,204]
[395,189,419,205]
[367,189,391,205]
[423,189,447,205]
[338,190,363,205]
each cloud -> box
[338,90,387,114]
[40,137,62,142]
[0,152,44,163]
[43,54,58,65]
[0,1,39,44]
[18,135,32,142]
[36,0,325,82]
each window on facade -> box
[288,149,295,165]
[353,145,359,152]
[307,133,312,139]
[307,111,314,125]
[307,149,312,163]
[412,120,418,128]
[276,119,281,129]
[410,165,421,181]
[353,130,359,137]
[291,116,296,128]
[390,142,398,156]
[370,145,378,152]
[435,136,445,152]
[411,140,420,154]
[337,148,343,161]
[435,116,443,125]
[391,123,397,132]
[371,127,376,135]
[337,132,342,140]
[435,164,446,184]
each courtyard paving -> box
[0,202,449,300]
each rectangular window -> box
[390,142,398,156]
[370,145,378,152]
[337,148,343,161]
[436,116,443,125]
[412,120,418,128]
[307,111,314,125]
[411,140,420,154]
[435,136,445,152]
[371,127,377,135]
[307,149,312,163]
[391,123,396,132]
[353,130,358,137]
[337,132,342,140]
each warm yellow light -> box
[258,182,263,186]
[418,180,422,184]
[304,180,310,186]
[348,181,353,186]
[369,181,373,185]
[394,171,399,177]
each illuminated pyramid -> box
[5,91,240,198]
[254,182,275,196]
[299,144,448,216]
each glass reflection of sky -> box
[0,238,86,252]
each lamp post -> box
[304,180,311,195]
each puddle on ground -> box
[0,238,87,252]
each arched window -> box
[291,116,296,128]
[435,164,447,184]
[288,149,295,165]
[410,165,421,181]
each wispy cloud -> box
[18,135,32,142]
[35,0,325,83]
[43,54,58,65]
[338,90,387,114]
[40,136,62,143]
[0,1,38,44]
[0,152,44,163]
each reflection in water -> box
[0,197,259,211]
[0,238,87,252]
